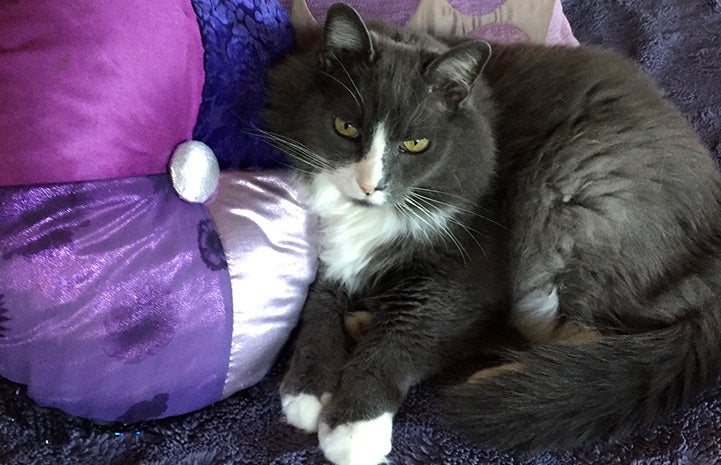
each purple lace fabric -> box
[191,0,295,170]
[0,176,233,422]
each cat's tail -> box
[442,308,721,451]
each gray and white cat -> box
[261,4,721,465]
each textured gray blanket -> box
[2,0,721,463]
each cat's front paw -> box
[318,413,393,465]
[281,392,332,433]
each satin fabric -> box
[0,176,232,421]
[207,170,318,397]
[0,0,204,186]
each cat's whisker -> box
[410,188,483,214]
[405,92,433,130]
[277,161,315,176]
[411,186,492,212]
[410,192,485,232]
[320,70,363,113]
[410,186,469,201]
[262,140,328,172]
[395,202,426,238]
[409,190,495,263]
[438,223,470,266]
[398,199,437,243]
[245,126,333,172]
[275,139,331,169]
[246,127,323,162]
[404,197,470,265]
[410,189,509,232]
[397,201,458,259]
[234,113,332,173]
[407,193,487,262]
[447,219,488,261]
[269,154,311,173]
[410,191,471,213]
[438,226,470,265]
[330,52,365,110]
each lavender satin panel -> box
[0,176,232,422]
[206,170,319,397]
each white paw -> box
[281,392,331,433]
[318,412,393,465]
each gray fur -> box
[322,3,374,59]
[262,3,721,453]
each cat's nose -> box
[358,179,386,196]
[358,181,376,196]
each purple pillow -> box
[0,170,317,422]
[0,0,204,186]
[191,0,295,170]
[0,0,317,422]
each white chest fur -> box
[304,173,408,293]
[302,172,455,293]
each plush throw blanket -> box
[2,0,721,464]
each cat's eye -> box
[333,117,359,138]
[401,138,430,153]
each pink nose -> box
[358,181,375,196]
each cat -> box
[261,3,721,465]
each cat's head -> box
[263,3,497,215]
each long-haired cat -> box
[261,3,721,465]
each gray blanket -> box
[3,0,721,463]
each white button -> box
[169,140,220,203]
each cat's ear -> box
[321,3,374,65]
[423,41,492,107]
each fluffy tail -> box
[442,309,721,451]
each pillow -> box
[0,0,203,186]
[280,0,578,45]
[0,0,317,422]
[192,0,296,170]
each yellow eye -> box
[401,138,430,153]
[333,117,359,138]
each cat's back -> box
[484,43,665,110]
[483,43,702,151]
[479,41,721,284]
[482,42,720,207]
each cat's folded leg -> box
[316,278,501,465]
[315,329,407,465]
[280,283,351,433]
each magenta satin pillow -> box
[0,0,204,186]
